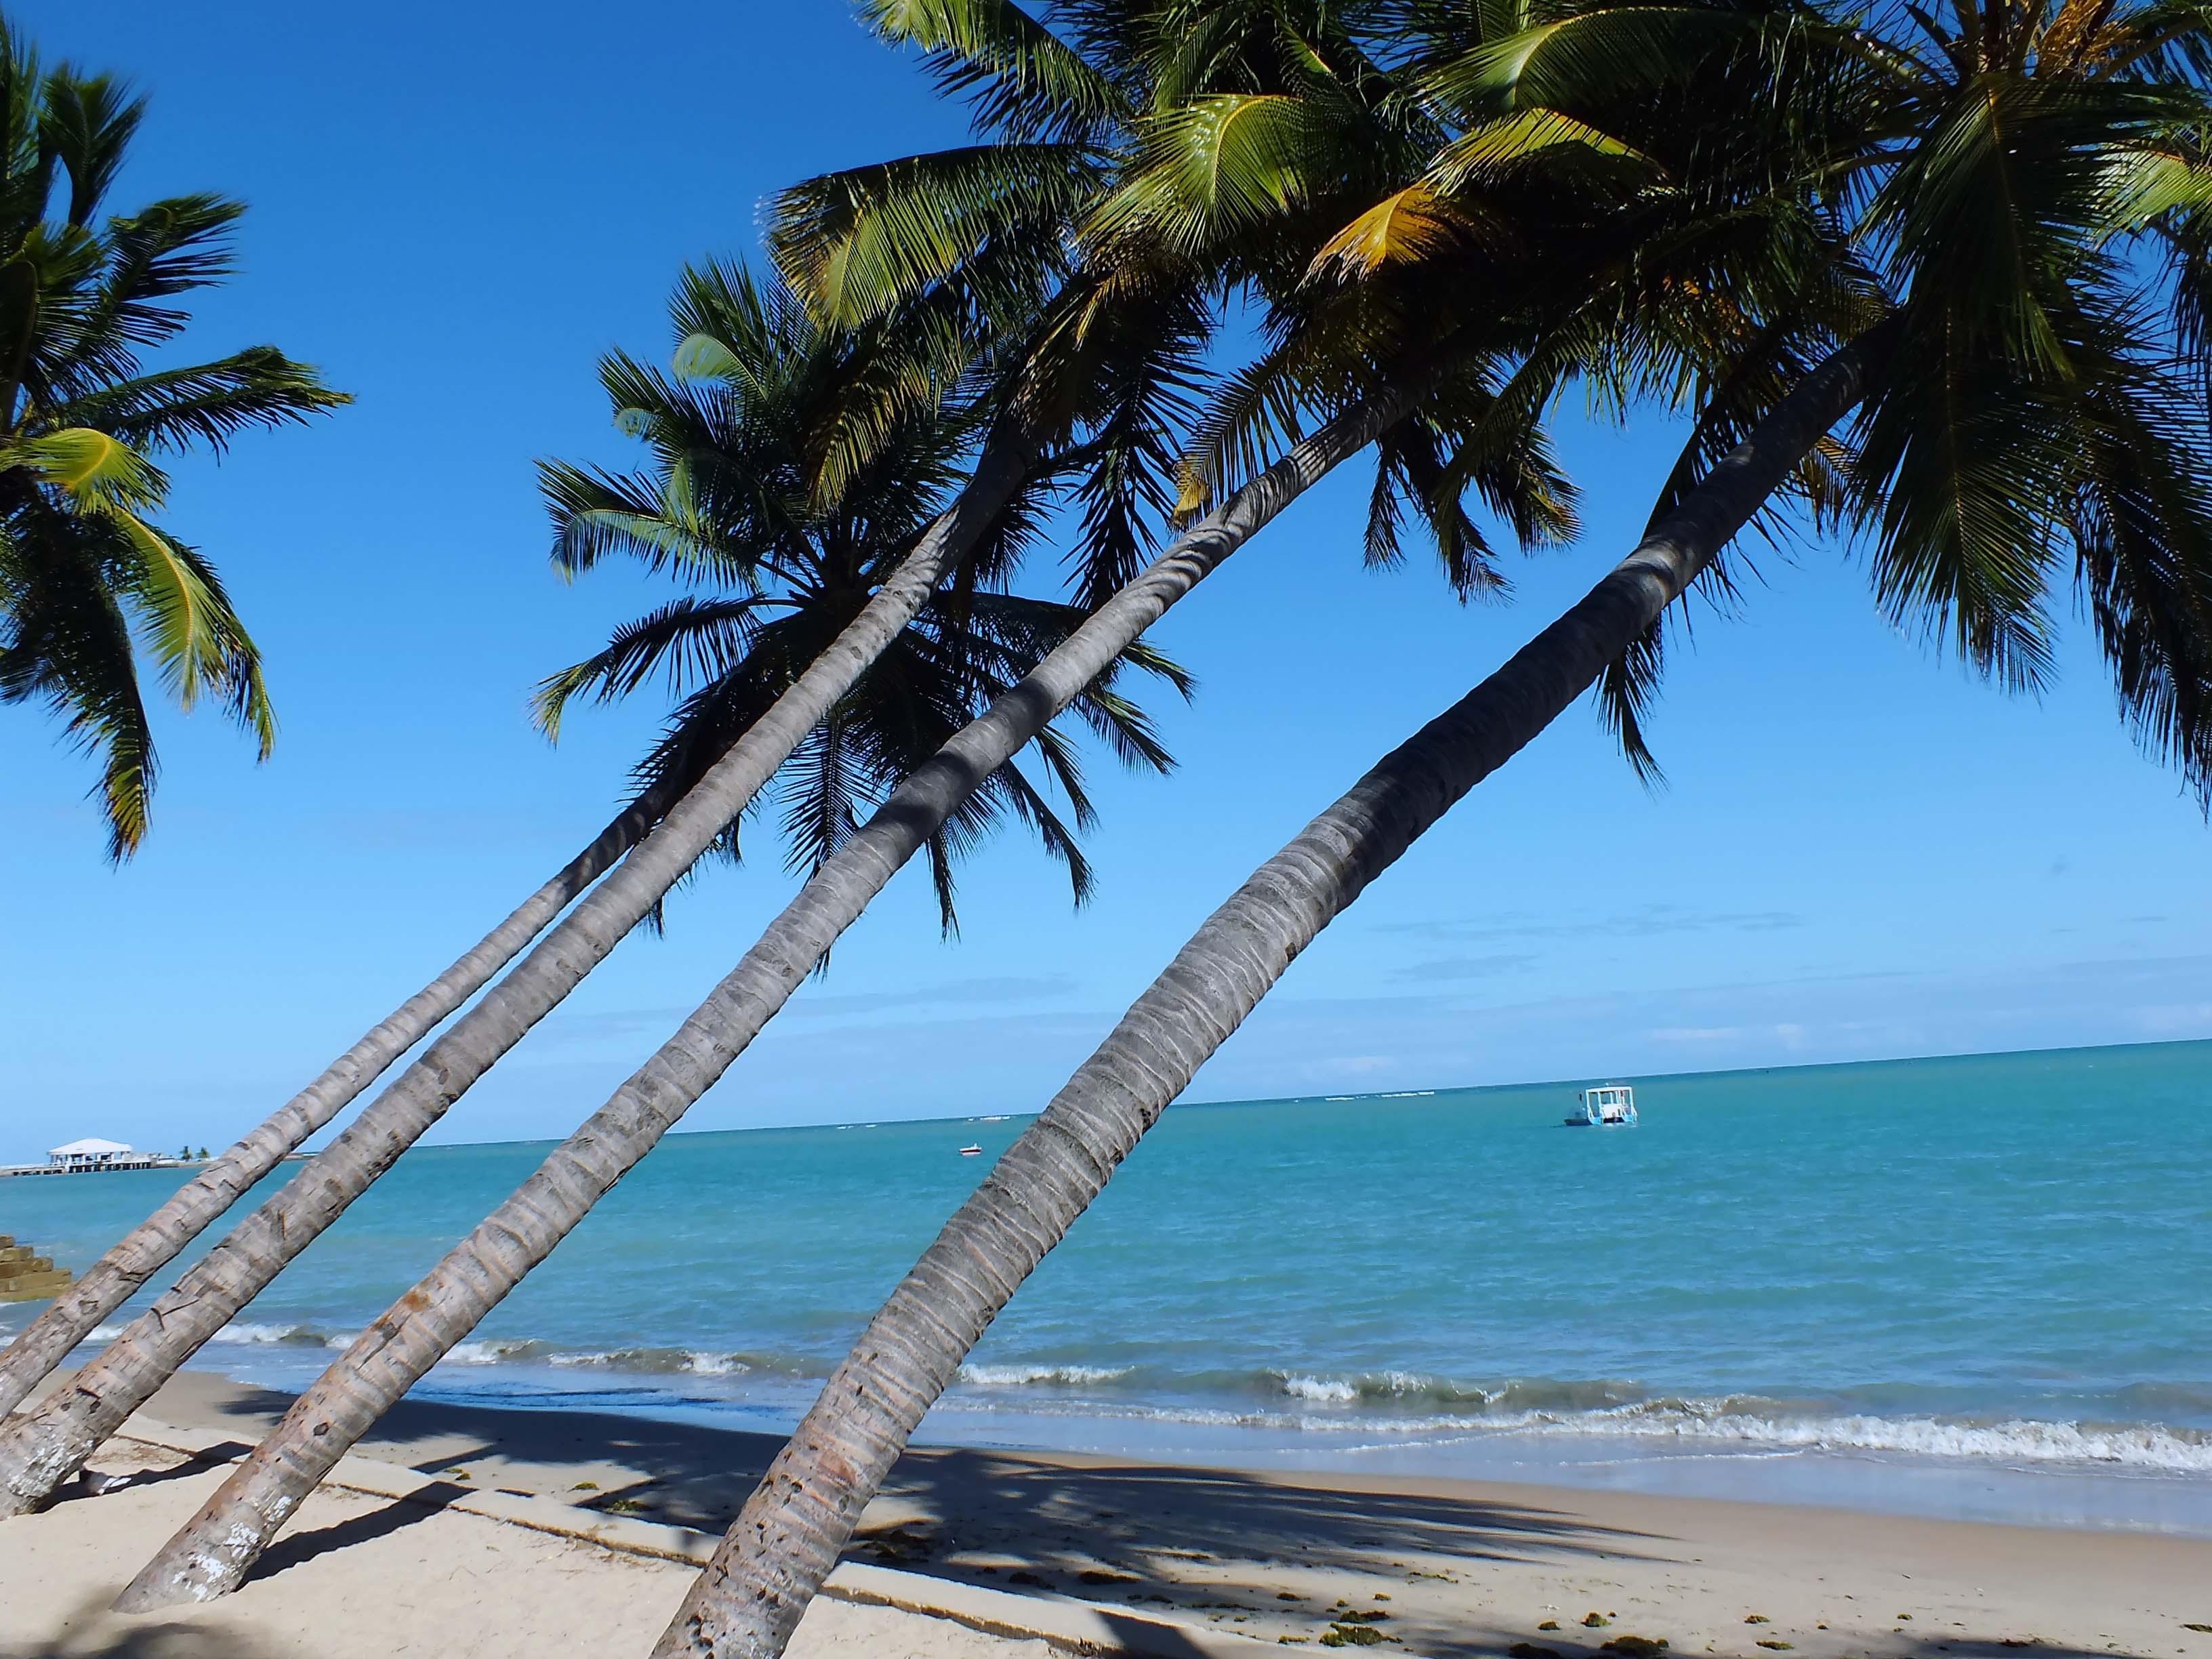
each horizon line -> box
[289,1032,2208,1155]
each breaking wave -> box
[209,1322,356,1349]
[928,1367,2212,1474]
[52,1313,2205,1478]
[958,1362,1134,1387]
[443,1340,759,1376]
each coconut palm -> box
[535,261,1190,929]
[0,70,1174,1433]
[114,388,1439,1614]
[0,26,440,1423]
[0,0,1319,1483]
[110,0,1857,1602]
[655,331,1883,1659]
[0,24,345,856]
[0,248,1153,1514]
[638,0,2212,1646]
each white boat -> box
[958,1144,984,1157]
[1565,1084,1638,1128]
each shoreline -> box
[15,1366,2210,1658]
[165,1338,2212,1541]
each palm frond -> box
[769,144,1104,327]
[862,0,1129,143]
[49,346,348,454]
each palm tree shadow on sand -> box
[117,1385,1826,1656]
[83,1383,2169,1659]
[0,1594,291,1659]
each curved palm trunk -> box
[115,392,1403,1611]
[0,432,1033,1517]
[646,333,1881,1659]
[0,792,662,1424]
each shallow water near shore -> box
[7,1040,2209,1533]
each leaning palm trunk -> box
[0,790,663,1424]
[116,391,1404,1611]
[0,433,1034,1517]
[647,333,1881,1659]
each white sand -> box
[7,1371,2212,1658]
[0,1437,1060,1659]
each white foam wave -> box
[949,1391,2212,1473]
[1557,1400,2212,1471]
[207,1322,356,1349]
[1279,1374,1359,1404]
[682,1351,750,1376]
[135,1317,2212,1477]
[958,1362,1133,1387]
[443,1338,541,1366]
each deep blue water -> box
[5,1041,2209,1530]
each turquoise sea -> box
[5,1042,2209,1532]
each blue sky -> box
[5,1,2209,1162]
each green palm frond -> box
[862,0,1131,143]
[1592,611,1670,786]
[0,29,344,856]
[0,507,155,857]
[1416,6,1748,117]
[538,461,767,589]
[531,596,781,738]
[35,68,142,229]
[770,144,1105,327]
[1852,335,2067,691]
[1086,91,1351,258]
[2066,368,2212,805]
[49,346,346,453]
[544,254,1192,933]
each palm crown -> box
[787,3,1900,647]
[1270,0,2212,792]
[0,22,347,857]
[536,261,1191,930]
[817,0,2212,805]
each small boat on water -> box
[958,1143,984,1157]
[1565,1084,1638,1128]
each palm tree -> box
[0,140,1047,1439]
[0,22,346,855]
[639,0,2212,1647]
[114,384,1422,1614]
[0,22,458,1425]
[0,257,1098,1515]
[535,261,1189,929]
[110,0,1855,1601]
[0,0,1269,1481]
[653,333,1882,1659]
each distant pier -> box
[0,1155,194,1179]
[1,1137,197,1179]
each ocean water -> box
[5,1041,2209,1532]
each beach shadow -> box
[123,1382,2205,1659]
[244,1481,466,1586]
[1898,1646,2131,1659]
[0,1593,294,1659]
[844,1448,1673,1654]
[176,1380,1660,1643]
[45,1448,260,1507]
[0,1631,291,1659]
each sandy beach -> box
[5,1368,2209,1658]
